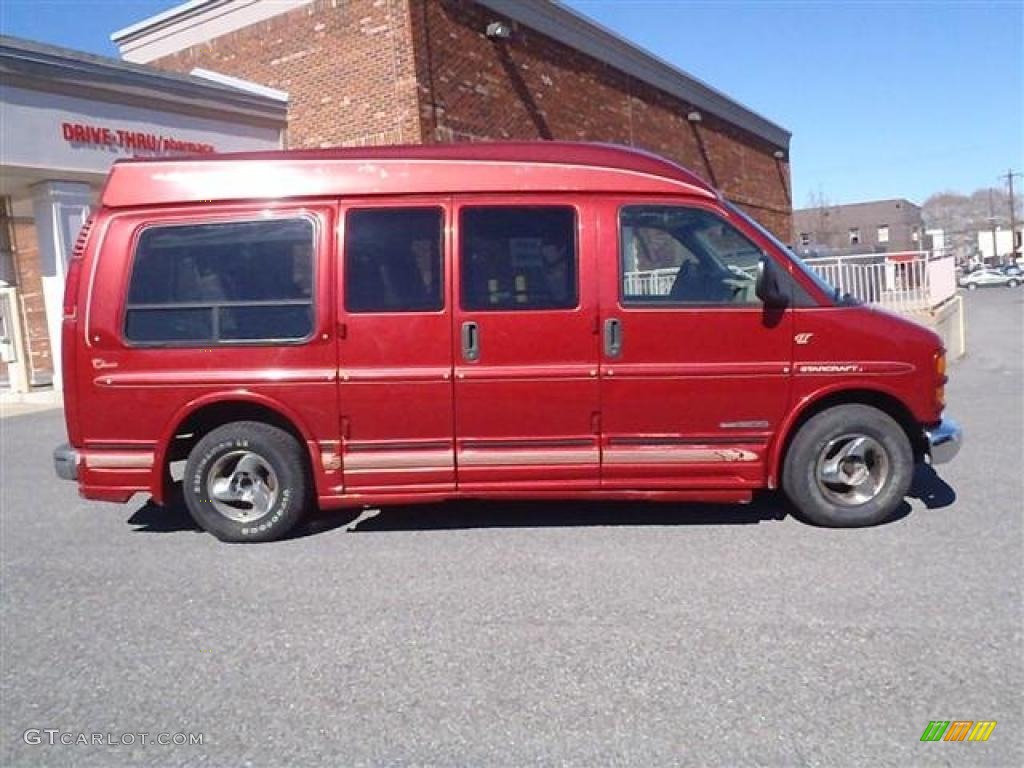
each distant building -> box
[977,226,1024,263]
[793,199,925,258]
[926,228,946,255]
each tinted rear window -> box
[124,218,315,345]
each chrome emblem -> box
[795,333,814,345]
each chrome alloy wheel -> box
[206,451,279,523]
[814,434,890,507]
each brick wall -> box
[410,0,791,238]
[150,0,790,238]
[10,218,53,380]
[153,0,422,148]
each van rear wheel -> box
[183,421,308,542]
[782,404,913,527]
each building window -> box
[344,208,443,313]
[460,207,577,310]
[849,228,861,246]
[877,225,889,244]
[799,232,810,246]
[620,205,762,305]
[124,218,315,345]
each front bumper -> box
[925,417,962,465]
[54,443,79,481]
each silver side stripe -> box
[459,449,598,467]
[344,451,454,472]
[604,448,758,464]
[337,446,755,471]
[85,452,154,469]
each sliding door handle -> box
[461,321,480,362]
[604,318,622,358]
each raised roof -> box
[101,142,719,208]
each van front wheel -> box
[782,404,913,527]
[183,421,308,542]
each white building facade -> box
[1,36,288,393]
[977,227,1024,263]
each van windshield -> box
[725,201,838,304]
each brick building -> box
[792,199,926,258]
[113,0,792,238]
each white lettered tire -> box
[183,421,309,542]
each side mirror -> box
[755,256,789,308]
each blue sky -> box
[2,0,1021,207]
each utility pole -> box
[1000,169,1021,262]
[987,189,999,266]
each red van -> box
[53,143,961,541]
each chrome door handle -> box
[604,318,622,358]
[461,321,480,362]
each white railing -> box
[803,251,956,312]
[623,267,678,296]
[623,254,957,312]
[926,257,957,306]
[623,265,760,297]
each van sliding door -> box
[451,196,601,490]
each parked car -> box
[53,143,961,541]
[999,264,1023,277]
[958,268,1020,289]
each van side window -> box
[621,205,763,306]
[124,218,314,344]
[344,208,444,313]
[461,207,577,311]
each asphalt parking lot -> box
[1,289,1021,767]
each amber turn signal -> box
[934,351,947,410]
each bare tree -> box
[922,187,1022,261]
[804,187,840,253]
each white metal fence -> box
[803,251,956,312]
[622,265,759,298]
[622,267,678,296]
[622,253,957,312]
